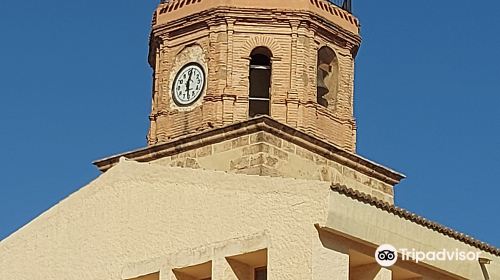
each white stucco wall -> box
[326,191,500,279]
[0,160,331,280]
[1,159,498,280]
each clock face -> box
[172,63,205,106]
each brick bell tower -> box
[147,0,361,152]
[95,0,404,204]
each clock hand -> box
[186,69,194,98]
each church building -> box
[1,0,499,279]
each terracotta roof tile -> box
[330,184,500,257]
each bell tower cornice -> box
[149,9,361,66]
[150,4,361,44]
[154,0,360,34]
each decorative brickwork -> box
[147,0,361,152]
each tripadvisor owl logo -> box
[375,244,398,267]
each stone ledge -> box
[93,116,405,187]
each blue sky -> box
[0,0,499,248]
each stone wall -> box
[153,131,394,203]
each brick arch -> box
[317,44,339,58]
[242,35,282,58]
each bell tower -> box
[147,0,361,152]
[95,0,404,204]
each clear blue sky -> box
[0,0,499,247]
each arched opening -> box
[249,47,272,118]
[317,46,339,108]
